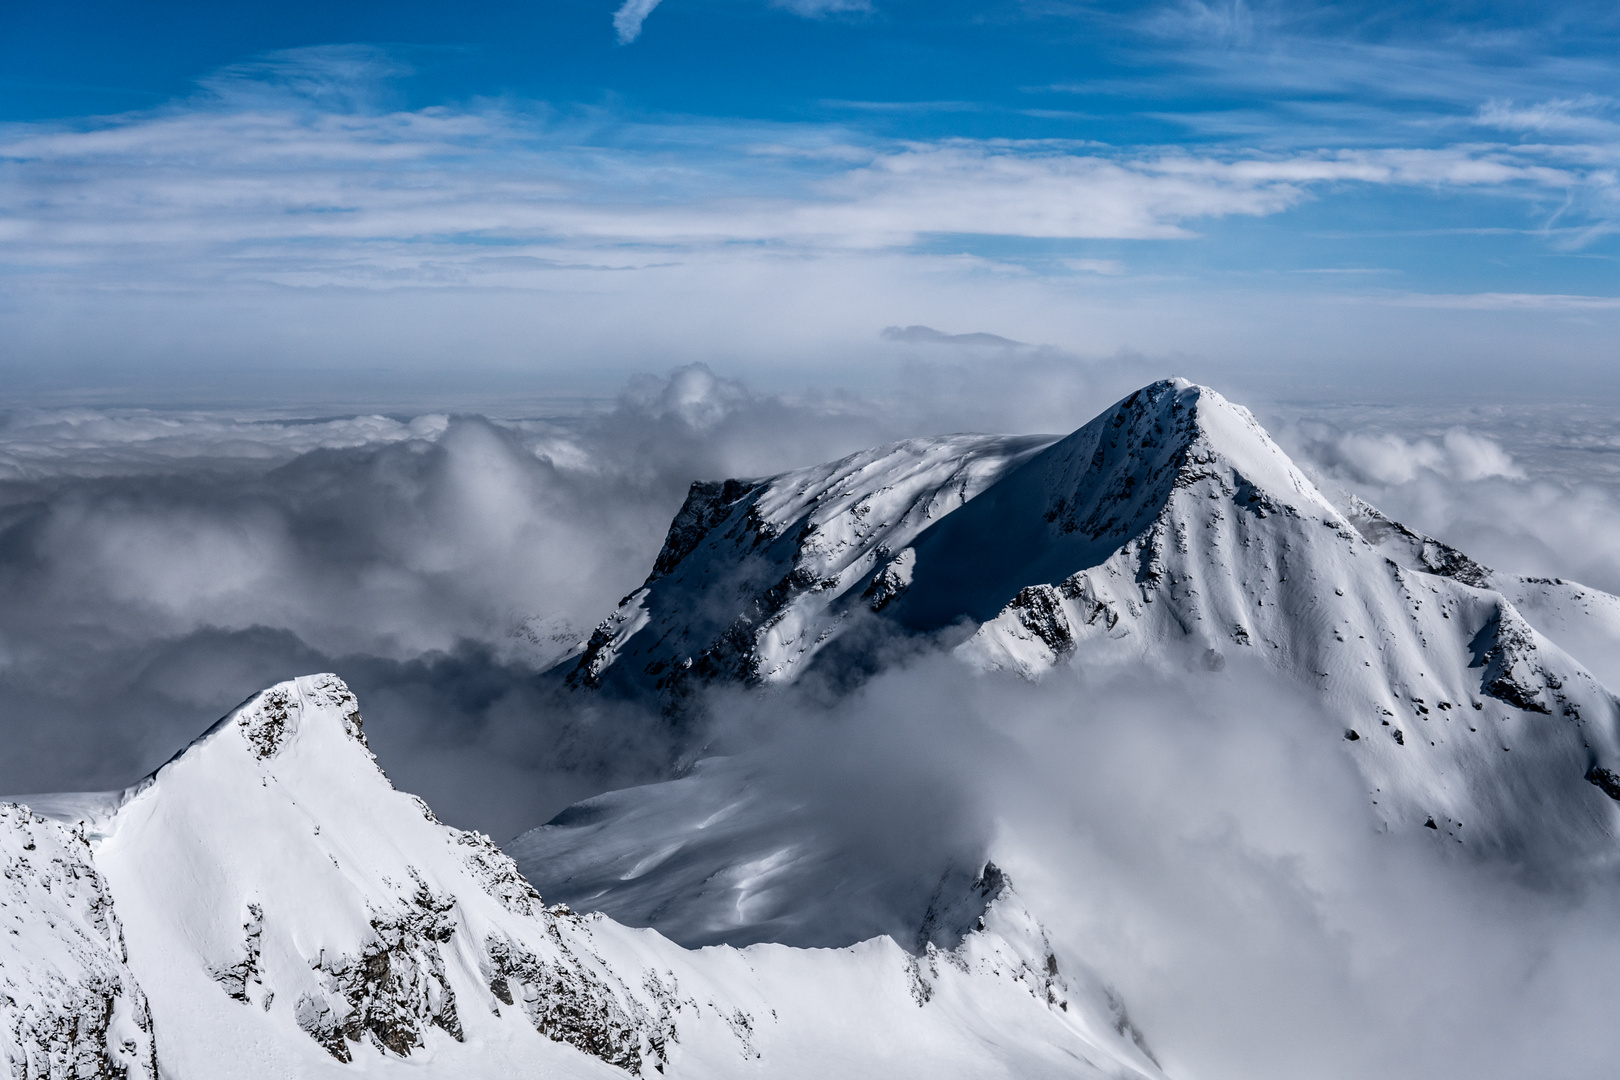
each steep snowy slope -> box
[0,805,156,1079]
[941,382,1620,856]
[508,750,985,950]
[1344,494,1620,691]
[564,432,1055,704]
[549,380,1620,870]
[11,676,1162,1080]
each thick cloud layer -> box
[865,654,1620,1080]
[0,359,1154,833]
[539,642,1620,1079]
[1275,401,1620,597]
[1,363,1616,845]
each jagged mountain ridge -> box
[565,432,1055,699]
[2,676,1162,1079]
[1345,494,1620,691]
[549,380,1620,865]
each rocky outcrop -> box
[294,876,464,1061]
[557,432,1054,706]
[1344,496,1493,589]
[1471,605,1553,714]
[0,804,157,1080]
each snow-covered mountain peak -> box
[2,676,1167,1079]
[887,378,1347,633]
[545,378,1620,868]
[152,674,375,780]
[1029,377,1342,533]
[559,378,1357,708]
[230,674,370,759]
[564,430,1055,698]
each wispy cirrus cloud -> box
[3,46,1618,389]
[615,0,868,44]
[0,58,1609,291]
[1382,291,1620,310]
[1476,95,1620,138]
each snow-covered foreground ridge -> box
[2,675,1162,1079]
[560,379,1620,854]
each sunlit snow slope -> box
[562,432,1055,702]
[4,676,1161,1079]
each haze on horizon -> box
[2,0,1619,404]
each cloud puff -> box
[1308,428,1525,485]
[1276,404,1620,601]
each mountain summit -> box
[565,378,1351,699]
[539,379,1620,897]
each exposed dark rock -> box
[296,873,464,1061]
[648,479,761,582]
[482,930,673,1075]
[916,862,1009,953]
[211,903,264,1003]
[1469,608,1553,714]
[1586,765,1620,802]
[1344,497,1493,588]
[0,805,159,1080]
[237,685,297,759]
[1008,584,1076,658]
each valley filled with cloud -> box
[4,2,1619,1076]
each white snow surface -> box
[2,675,1161,1079]
[9,378,1620,1076]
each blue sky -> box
[2,0,1618,402]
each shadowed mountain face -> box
[560,431,1057,704]
[527,379,1620,940]
[888,378,1340,633]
